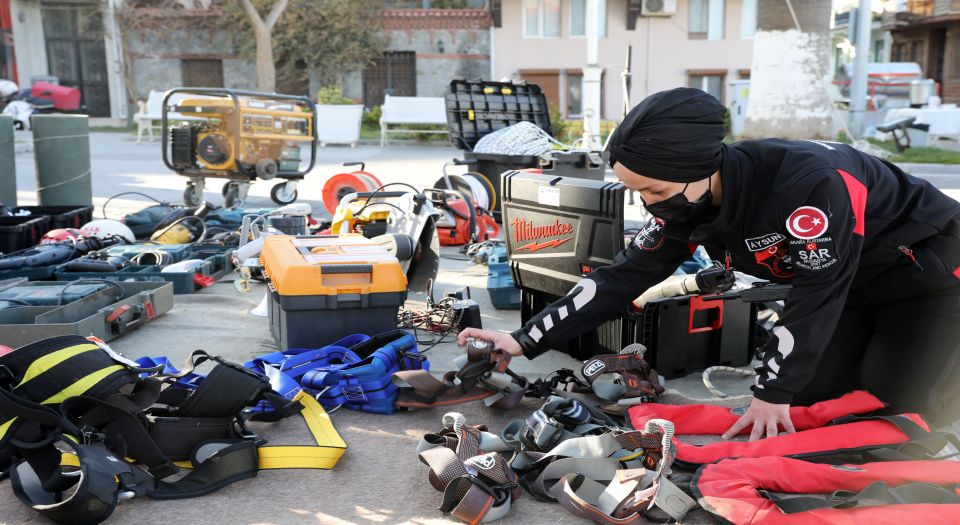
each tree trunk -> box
[741,0,834,139]
[240,0,289,93]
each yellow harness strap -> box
[60,390,346,471]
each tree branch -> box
[264,0,290,29]
[240,0,265,31]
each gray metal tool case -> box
[0,279,174,347]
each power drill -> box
[151,201,214,244]
[0,235,123,271]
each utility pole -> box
[582,0,603,150]
[849,0,872,138]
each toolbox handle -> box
[322,264,372,275]
[688,295,724,334]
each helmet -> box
[79,219,136,244]
[0,80,18,98]
[39,228,83,245]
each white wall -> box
[10,0,48,87]
[493,0,754,118]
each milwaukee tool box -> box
[502,170,628,358]
[259,234,408,350]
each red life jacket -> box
[628,391,944,466]
[693,456,960,525]
[629,390,885,435]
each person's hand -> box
[457,328,523,357]
[721,397,796,441]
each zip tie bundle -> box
[473,121,569,156]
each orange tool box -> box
[260,234,408,350]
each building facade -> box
[491,0,757,119]
[883,0,960,103]
[342,8,492,106]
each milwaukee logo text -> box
[512,218,574,243]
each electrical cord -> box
[56,279,125,306]
[352,182,424,218]
[101,192,166,220]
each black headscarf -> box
[606,87,726,183]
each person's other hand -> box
[721,397,796,441]
[457,328,523,357]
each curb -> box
[895,162,960,175]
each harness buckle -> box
[80,426,105,445]
[233,417,266,446]
[314,386,343,413]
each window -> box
[182,59,224,88]
[872,39,885,62]
[524,0,561,38]
[570,0,606,38]
[688,70,726,102]
[689,0,724,40]
[740,0,757,39]
[567,72,583,117]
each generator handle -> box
[342,161,365,172]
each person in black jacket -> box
[459,88,960,439]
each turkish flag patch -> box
[786,206,829,240]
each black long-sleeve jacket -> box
[512,139,960,404]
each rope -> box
[472,122,570,156]
[35,169,91,192]
[702,366,755,398]
[32,133,89,144]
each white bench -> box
[133,90,203,144]
[379,95,448,146]
[133,90,165,144]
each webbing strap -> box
[60,391,347,472]
[764,481,960,514]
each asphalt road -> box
[11,131,960,221]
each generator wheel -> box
[256,158,278,180]
[183,184,202,206]
[224,183,240,209]
[271,182,297,205]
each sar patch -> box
[744,232,787,252]
[789,237,839,272]
[632,217,666,251]
[786,206,829,240]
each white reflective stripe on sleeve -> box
[528,326,544,343]
[766,370,777,381]
[571,279,597,310]
[754,375,763,388]
[772,326,795,360]
[542,315,554,331]
[767,356,780,375]
[558,306,569,320]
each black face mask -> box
[642,177,714,224]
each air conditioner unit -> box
[641,0,678,16]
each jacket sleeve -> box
[752,169,866,404]
[511,217,693,359]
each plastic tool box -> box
[0,216,52,254]
[0,279,174,347]
[486,245,520,309]
[259,234,408,351]
[10,205,94,230]
[626,296,755,379]
[445,79,552,221]
[54,252,226,294]
[101,243,195,264]
[502,170,627,359]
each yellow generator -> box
[161,88,317,208]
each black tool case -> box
[502,169,627,358]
